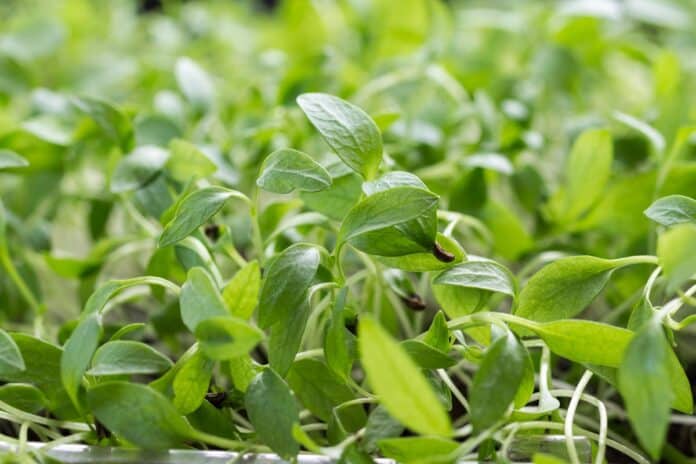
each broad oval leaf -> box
[180,267,228,332]
[88,341,172,376]
[87,381,193,449]
[470,329,526,431]
[111,145,169,193]
[258,244,320,328]
[378,436,459,464]
[159,187,249,248]
[297,93,382,179]
[175,57,214,111]
[256,148,331,194]
[0,149,29,169]
[339,186,439,254]
[645,194,696,226]
[515,256,626,322]
[433,260,516,297]
[245,368,300,459]
[0,383,47,414]
[195,316,264,360]
[657,223,696,292]
[618,319,672,460]
[358,317,452,436]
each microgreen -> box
[1,1,696,463]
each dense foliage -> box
[1,0,696,462]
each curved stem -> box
[565,371,594,464]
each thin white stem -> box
[565,371,594,464]
[438,369,470,413]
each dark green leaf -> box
[297,93,382,179]
[60,314,102,408]
[159,187,249,248]
[245,369,300,459]
[257,148,331,194]
[618,319,672,459]
[0,383,47,413]
[470,329,526,431]
[258,244,320,328]
[87,381,193,449]
[433,260,515,297]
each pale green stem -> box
[564,371,594,464]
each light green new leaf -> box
[550,129,613,223]
[245,369,300,459]
[378,436,459,464]
[167,139,216,182]
[172,350,214,415]
[0,150,29,169]
[88,341,172,376]
[175,57,214,111]
[433,260,516,297]
[180,267,228,332]
[159,187,249,247]
[515,256,629,322]
[339,186,439,254]
[470,329,526,431]
[111,146,169,193]
[532,320,632,367]
[618,319,672,459]
[222,260,260,320]
[657,223,696,291]
[358,317,452,436]
[257,148,331,194]
[0,329,25,375]
[645,195,696,226]
[297,93,382,179]
[258,244,320,328]
[87,381,193,449]
[195,316,264,360]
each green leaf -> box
[0,384,47,414]
[618,319,672,459]
[60,314,102,408]
[378,436,459,464]
[87,381,193,449]
[422,312,451,353]
[166,139,217,182]
[0,329,25,375]
[195,316,264,360]
[88,341,172,376]
[358,317,452,436]
[0,149,29,169]
[268,300,311,377]
[257,148,332,194]
[222,260,261,320]
[287,358,365,428]
[159,187,249,247]
[175,57,214,111]
[339,186,439,256]
[324,288,353,380]
[401,340,455,369]
[258,244,320,328]
[377,233,465,272]
[297,93,382,179]
[300,166,362,221]
[433,260,515,297]
[180,267,228,332]
[645,195,696,226]
[551,129,613,223]
[111,146,169,193]
[515,256,628,322]
[657,223,696,291]
[433,283,490,319]
[532,320,631,367]
[245,368,300,459]
[470,329,526,431]
[172,350,214,415]
[71,96,134,152]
